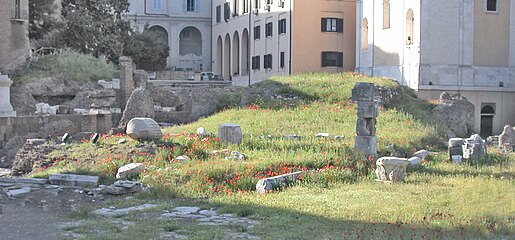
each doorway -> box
[480,104,495,138]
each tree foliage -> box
[60,0,132,63]
[123,25,170,71]
[29,0,62,40]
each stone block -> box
[49,174,99,188]
[448,138,464,147]
[0,177,48,185]
[356,118,376,136]
[357,101,378,118]
[6,187,31,198]
[355,136,377,156]
[256,171,303,194]
[57,105,73,114]
[407,156,422,168]
[126,118,163,141]
[351,82,375,102]
[218,123,242,144]
[375,157,410,182]
[116,163,145,179]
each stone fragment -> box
[218,123,243,144]
[0,75,17,117]
[6,187,31,198]
[463,134,487,160]
[126,118,163,141]
[433,93,475,137]
[61,133,70,143]
[225,151,246,161]
[351,82,375,102]
[357,101,378,118]
[197,127,209,136]
[333,135,345,140]
[499,125,513,150]
[316,133,330,138]
[92,204,157,217]
[256,171,303,194]
[413,150,430,161]
[116,163,145,179]
[375,157,410,182]
[118,88,155,129]
[284,135,302,140]
[175,206,200,214]
[407,156,422,168]
[175,155,190,162]
[57,105,73,114]
[105,180,143,195]
[0,177,48,185]
[91,133,100,144]
[118,138,127,144]
[355,136,377,156]
[49,174,99,188]
[73,108,88,114]
[199,210,217,216]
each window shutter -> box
[321,52,327,67]
[337,52,343,67]
[337,19,344,33]
[321,18,327,32]
[195,0,200,12]
[183,0,186,11]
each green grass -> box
[11,49,115,86]
[30,72,514,239]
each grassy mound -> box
[12,50,115,86]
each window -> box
[383,0,390,29]
[224,2,230,21]
[181,30,190,38]
[486,0,498,12]
[254,0,260,9]
[252,56,261,70]
[254,25,261,39]
[361,18,369,51]
[186,0,195,11]
[233,0,239,16]
[278,19,287,34]
[278,0,285,8]
[280,52,285,68]
[243,0,249,13]
[216,5,221,23]
[152,0,162,10]
[264,54,273,69]
[321,18,343,33]
[321,52,343,67]
[266,22,273,37]
[406,9,414,45]
[14,0,21,19]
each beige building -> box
[356,0,515,136]
[0,0,30,73]
[212,0,356,86]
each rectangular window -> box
[383,0,390,29]
[216,5,221,23]
[254,0,260,9]
[278,19,287,34]
[186,0,195,11]
[266,22,273,37]
[321,18,343,33]
[224,2,230,21]
[280,52,285,68]
[486,0,498,12]
[14,0,21,19]
[278,0,285,8]
[254,25,261,40]
[153,0,162,10]
[233,0,239,16]
[252,56,261,70]
[264,54,273,69]
[321,52,343,67]
[243,0,249,13]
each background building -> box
[0,0,30,73]
[356,0,515,136]
[125,0,212,72]
[212,0,356,85]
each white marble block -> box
[0,75,16,117]
[375,157,411,182]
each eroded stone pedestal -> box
[375,157,410,182]
[0,75,16,117]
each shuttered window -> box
[321,52,343,67]
[321,18,343,33]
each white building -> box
[356,0,515,136]
[125,0,212,71]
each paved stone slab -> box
[0,177,49,185]
[175,206,200,214]
[6,187,31,198]
[92,204,158,217]
[49,174,99,188]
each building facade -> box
[212,0,356,86]
[0,0,30,73]
[125,0,212,72]
[356,0,515,136]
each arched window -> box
[361,18,368,51]
[383,0,390,29]
[179,26,202,56]
[406,9,414,45]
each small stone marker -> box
[176,155,191,162]
[49,174,99,188]
[284,135,302,140]
[375,157,410,182]
[126,118,163,141]
[316,133,330,138]
[116,163,145,179]
[91,133,100,144]
[218,123,243,144]
[256,171,303,194]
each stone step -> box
[49,174,99,188]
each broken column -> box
[0,75,16,117]
[218,123,243,144]
[352,82,378,157]
[119,56,135,109]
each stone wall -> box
[0,114,112,149]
